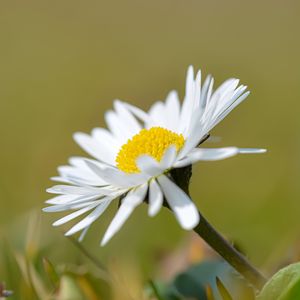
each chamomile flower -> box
[43,66,265,246]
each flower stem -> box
[193,211,267,290]
[169,165,267,290]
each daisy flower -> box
[43,66,265,246]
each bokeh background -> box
[0,0,300,297]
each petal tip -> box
[258,148,267,153]
[52,220,61,227]
[148,208,159,217]
[100,236,109,247]
[73,132,82,141]
[181,213,200,230]
[64,230,73,237]
[239,148,267,154]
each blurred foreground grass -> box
[2,211,300,299]
[0,212,263,299]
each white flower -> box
[44,66,266,246]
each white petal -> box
[206,91,250,133]
[91,127,119,148]
[160,145,177,170]
[101,184,148,246]
[179,66,196,134]
[43,200,98,212]
[148,179,163,217]
[203,81,238,125]
[178,121,207,160]
[52,204,97,226]
[214,84,248,118]
[199,75,213,109]
[136,146,177,177]
[44,194,110,212]
[136,155,163,177]
[65,197,114,236]
[147,101,168,128]
[157,175,199,230]
[179,75,250,158]
[174,147,239,168]
[194,70,201,110]
[46,185,111,196]
[114,100,142,136]
[105,104,143,143]
[210,79,239,107]
[78,225,91,242]
[45,194,79,205]
[207,84,248,125]
[50,176,72,184]
[73,132,116,165]
[123,103,152,124]
[91,127,119,161]
[238,148,267,154]
[58,165,106,186]
[85,159,148,188]
[69,156,95,169]
[164,91,181,131]
[105,110,128,142]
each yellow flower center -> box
[116,127,185,174]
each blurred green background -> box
[1,0,300,286]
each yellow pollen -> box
[116,127,185,174]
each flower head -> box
[44,66,265,246]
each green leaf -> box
[173,272,207,299]
[158,260,255,300]
[257,262,300,300]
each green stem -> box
[170,166,267,290]
[193,211,267,290]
